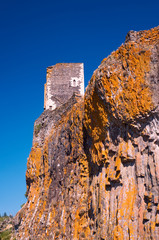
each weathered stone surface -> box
[14,26,159,239]
[44,63,84,110]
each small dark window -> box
[73,79,76,86]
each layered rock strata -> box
[14,26,159,240]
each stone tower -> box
[44,63,84,110]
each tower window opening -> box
[73,79,76,86]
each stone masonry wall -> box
[44,63,84,110]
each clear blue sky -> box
[0,0,158,216]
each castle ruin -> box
[44,63,84,110]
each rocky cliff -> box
[14,26,159,240]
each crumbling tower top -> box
[44,63,84,110]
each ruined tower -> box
[44,63,84,110]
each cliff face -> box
[14,26,159,240]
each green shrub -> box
[0,228,12,240]
[34,123,42,136]
[24,190,28,199]
[20,203,25,208]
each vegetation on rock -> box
[0,216,13,240]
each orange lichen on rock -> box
[84,80,109,142]
[90,40,154,125]
[13,26,159,240]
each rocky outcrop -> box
[14,26,159,239]
[0,216,13,239]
